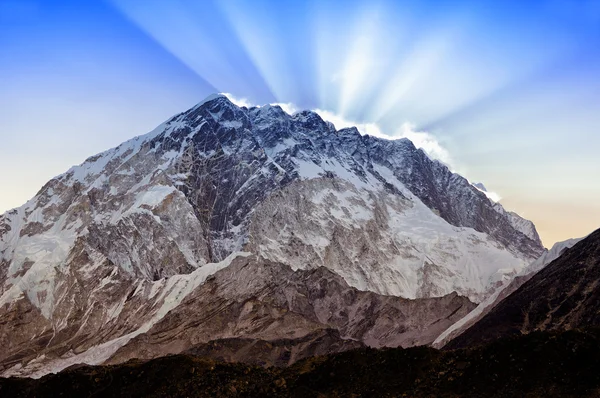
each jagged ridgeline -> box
[0,94,543,377]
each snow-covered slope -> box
[248,176,531,302]
[433,236,584,348]
[0,94,544,376]
[445,229,600,350]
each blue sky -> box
[1,0,599,245]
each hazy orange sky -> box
[501,197,599,248]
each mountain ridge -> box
[447,227,600,349]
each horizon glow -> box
[1,0,599,246]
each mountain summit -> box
[0,94,544,376]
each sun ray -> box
[108,0,276,102]
[217,0,317,104]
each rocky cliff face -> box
[105,256,475,367]
[447,228,600,349]
[0,94,543,377]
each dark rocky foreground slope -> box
[2,329,600,397]
[448,228,600,349]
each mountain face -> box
[433,236,583,348]
[0,94,543,377]
[447,228,600,349]
[104,256,475,367]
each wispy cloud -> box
[273,102,298,115]
[396,123,453,167]
[473,184,502,203]
[222,92,298,115]
[312,109,389,139]
[221,92,254,108]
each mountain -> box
[0,94,543,377]
[433,236,583,348]
[473,182,487,192]
[447,228,600,349]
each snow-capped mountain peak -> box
[0,94,545,377]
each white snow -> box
[432,236,584,347]
[221,120,243,129]
[256,163,531,302]
[2,252,251,379]
[0,210,83,319]
[195,93,226,108]
[129,185,176,210]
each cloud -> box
[485,191,502,202]
[313,109,390,139]
[222,92,298,115]
[472,182,502,203]
[221,92,254,108]
[273,102,298,115]
[396,123,453,166]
